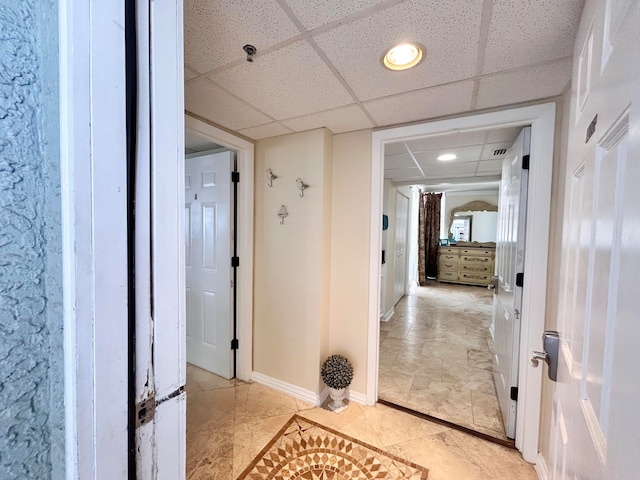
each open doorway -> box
[378,127,518,442]
[369,103,556,463]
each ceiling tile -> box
[384,143,408,155]
[384,153,416,170]
[476,58,572,110]
[477,159,503,172]
[185,65,200,81]
[483,0,583,74]
[385,167,423,180]
[313,0,482,100]
[237,122,294,140]
[480,141,513,159]
[210,40,354,119]
[486,126,522,143]
[185,129,223,151]
[285,0,390,30]
[405,130,487,153]
[422,162,477,177]
[184,0,300,74]
[364,81,474,126]
[414,146,484,166]
[281,105,374,134]
[185,78,272,130]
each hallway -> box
[379,282,507,440]
[186,364,536,479]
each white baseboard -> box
[347,390,367,405]
[534,453,548,480]
[251,371,322,406]
[381,307,394,322]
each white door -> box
[394,192,409,304]
[492,126,530,439]
[185,151,234,378]
[549,2,640,478]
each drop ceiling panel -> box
[384,143,407,156]
[286,0,390,30]
[421,162,478,177]
[185,130,223,151]
[486,126,522,143]
[483,0,583,74]
[281,105,374,134]
[237,122,293,140]
[210,40,354,119]
[184,0,300,74]
[480,141,514,159]
[185,66,199,81]
[414,146,484,166]
[477,159,503,172]
[476,57,572,110]
[405,129,487,153]
[185,78,271,130]
[313,0,482,100]
[363,81,474,126]
[385,167,423,180]
[384,153,416,170]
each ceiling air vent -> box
[493,148,508,156]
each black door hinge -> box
[231,256,240,267]
[232,171,240,183]
[522,154,530,170]
[231,339,239,350]
[510,386,518,401]
[516,272,524,287]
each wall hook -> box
[278,205,288,225]
[266,168,278,187]
[296,178,309,197]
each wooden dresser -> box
[437,244,495,286]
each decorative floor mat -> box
[237,414,428,479]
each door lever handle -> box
[529,350,549,367]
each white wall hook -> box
[266,168,278,187]
[278,205,288,225]
[296,178,309,197]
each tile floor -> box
[378,281,507,440]
[186,364,538,480]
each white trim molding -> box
[369,103,556,463]
[184,114,255,382]
[381,307,395,323]
[535,452,549,480]
[252,372,322,406]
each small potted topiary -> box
[321,354,354,413]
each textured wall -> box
[0,1,63,478]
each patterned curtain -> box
[418,191,442,285]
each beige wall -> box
[253,128,333,392]
[328,130,372,394]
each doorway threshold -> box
[377,399,516,449]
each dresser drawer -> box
[460,263,493,274]
[459,248,495,257]
[439,253,459,262]
[459,272,492,283]
[438,271,458,281]
[438,260,459,272]
[460,255,492,264]
[439,247,460,254]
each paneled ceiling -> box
[184,0,584,142]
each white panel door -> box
[550,2,640,477]
[493,126,529,439]
[394,192,409,305]
[185,152,233,378]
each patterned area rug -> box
[237,414,428,479]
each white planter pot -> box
[328,387,348,413]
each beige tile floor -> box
[186,364,538,480]
[379,281,508,440]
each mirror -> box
[448,200,498,242]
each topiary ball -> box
[321,354,354,390]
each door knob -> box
[529,331,559,381]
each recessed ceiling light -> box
[437,153,457,161]
[382,43,424,71]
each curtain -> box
[418,191,442,285]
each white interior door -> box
[493,126,530,439]
[550,2,640,478]
[185,151,233,378]
[394,192,409,304]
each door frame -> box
[185,114,254,382]
[368,103,556,462]
[394,190,410,304]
